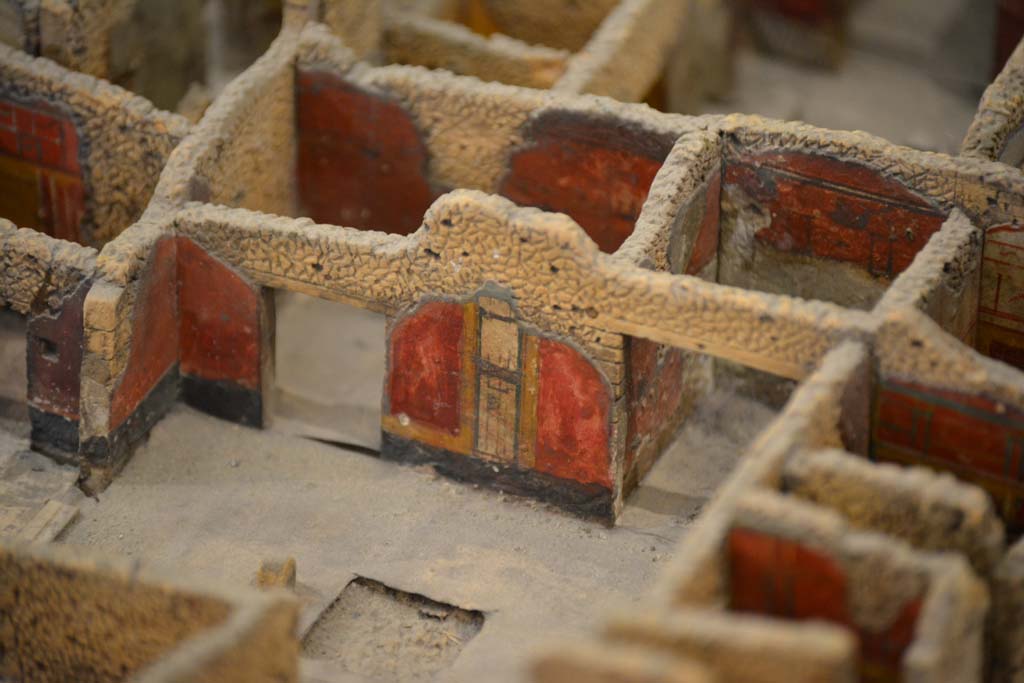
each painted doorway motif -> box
[475,297,521,462]
[384,294,613,491]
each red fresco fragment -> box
[724,150,945,278]
[388,301,464,435]
[535,338,612,487]
[296,69,440,235]
[110,238,179,430]
[500,112,672,254]
[177,237,262,390]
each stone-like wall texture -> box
[0,541,298,683]
[0,44,189,246]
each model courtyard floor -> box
[52,386,774,683]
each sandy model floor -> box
[58,387,774,683]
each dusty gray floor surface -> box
[60,388,775,683]
[273,292,386,451]
[303,577,484,681]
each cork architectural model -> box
[1,1,1024,682]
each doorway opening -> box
[271,290,387,452]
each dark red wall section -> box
[177,237,262,391]
[729,527,922,682]
[0,97,85,243]
[729,526,849,623]
[388,301,464,435]
[27,278,90,421]
[625,338,686,476]
[724,150,945,279]
[873,378,1024,529]
[500,111,673,254]
[110,238,179,431]
[685,171,722,275]
[296,69,440,234]
[535,338,612,487]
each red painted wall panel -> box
[729,527,922,681]
[388,301,464,435]
[625,338,686,475]
[724,150,945,279]
[110,238,179,430]
[177,238,263,390]
[535,338,611,487]
[296,70,440,235]
[27,279,90,421]
[500,111,672,254]
[0,99,80,174]
[0,97,85,243]
[729,527,849,623]
[685,172,722,275]
[979,225,1024,371]
[873,379,1024,528]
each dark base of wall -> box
[381,431,615,524]
[29,408,79,463]
[181,375,263,429]
[81,364,180,483]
